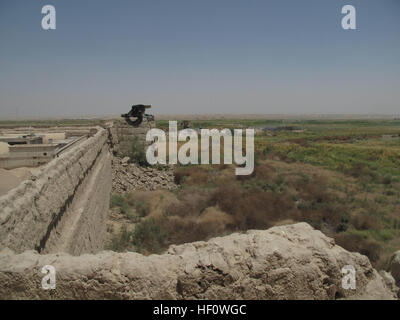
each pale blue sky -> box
[0,0,399,118]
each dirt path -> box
[0,167,32,196]
[56,151,105,253]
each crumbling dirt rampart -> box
[108,119,154,156]
[0,127,111,254]
[0,122,397,300]
[0,223,396,299]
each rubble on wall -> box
[111,156,177,193]
[108,119,154,156]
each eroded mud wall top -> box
[108,119,155,156]
[0,127,110,254]
[0,223,396,300]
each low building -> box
[0,144,56,169]
[0,135,43,145]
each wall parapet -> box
[0,127,111,254]
[0,223,396,300]
[108,119,154,156]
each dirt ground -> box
[0,132,65,146]
[0,167,32,196]
[42,132,65,143]
[0,142,9,154]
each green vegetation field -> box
[111,118,400,269]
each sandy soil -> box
[42,133,65,143]
[0,167,32,196]
[0,132,64,196]
[0,132,65,145]
[0,142,9,154]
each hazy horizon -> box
[1,0,399,118]
[2,113,400,122]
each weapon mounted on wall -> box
[121,104,154,126]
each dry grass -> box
[109,133,400,268]
[335,233,382,263]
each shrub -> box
[374,229,395,242]
[110,194,125,208]
[336,214,350,232]
[110,194,131,215]
[132,218,167,254]
[382,175,392,185]
[135,200,150,217]
[107,224,132,252]
[335,233,382,263]
[347,163,368,178]
[167,186,212,217]
[236,162,274,182]
[174,166,209,185]
[375,195,387,204]
[210,183,298,230]
[121,136,148,166]
[294,176,332,203]
[351,212,381,231]
[163,216,215,246]
[392,218,400,230]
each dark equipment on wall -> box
[121,104,154,126]
[182,120,191,129]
